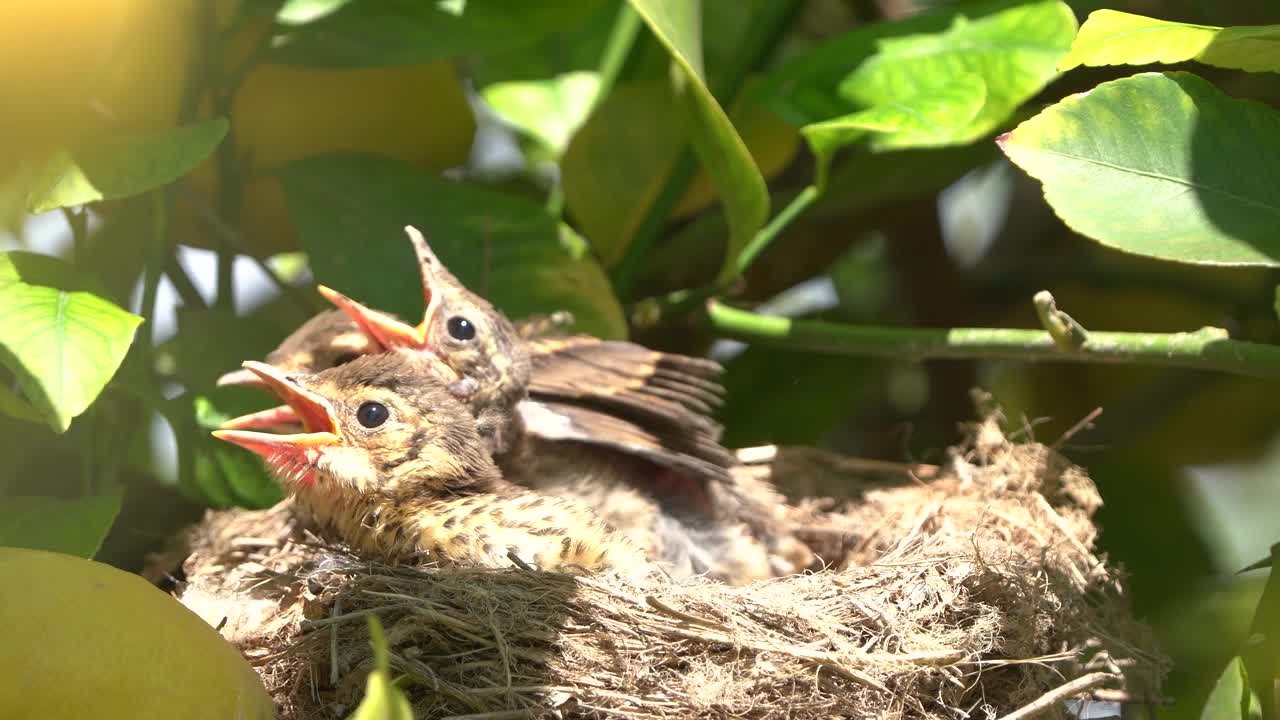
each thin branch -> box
[706,300,1280,379]
[995,672,1119,720]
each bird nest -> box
[173,416,1166,719]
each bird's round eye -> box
[332,353,359,367]
[356,401,389,428]
[446,316,476,341]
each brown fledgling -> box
[217,226,810,582]
[213,354,647,574]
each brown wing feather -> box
[521,336,733,482]
[516,400,733,484]
[525,336,725,432]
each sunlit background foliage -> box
[1,1,1278,716]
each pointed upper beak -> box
[215,367,268,389]
[212,361,342,461]
[317,284,428,350]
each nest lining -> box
[175,418,1166,719]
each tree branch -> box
[706,300,1280,379]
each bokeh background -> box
[1,2,1277,716]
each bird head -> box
[214,353,500,497]
[318,226,531,450]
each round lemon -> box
[0,547,274,720]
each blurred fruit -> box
[0,546,274,719]
[181,10,477,256]
[0,0,195,183]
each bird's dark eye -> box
[332,353,359,367]
[446,316,476,341]
[356,401,389,428]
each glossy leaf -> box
[348,615,413,720]
[1060,11,1280,74]
[279,154,626,339]
[0,253,142,432]
[0,487,124,558]
[755,0,1074,130]
[1201,657,1263,720]
[802,73,987,188]
[1000,71,1280,267]
[626,0,769,283]
[265,0,605,67]
[482,72,601,157]
[171,396,284,509]
[26,119,228,213]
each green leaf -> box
[1202,656,1264,720]
[347,615,413,720]
[25,119,229,213]
[482,71,602,157]
[170,396,285,509]
[1060,10,1280,74]
[802,73,987,188]
[626,0,769,283]
[755,0,1075,129]
[279,153,626,339]
[999,71,1280,267]
[0,487,124,558]
[1244,543,1280,720]
[0,253,143,432]
[265,0,605,67]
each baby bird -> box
[220,226,731,485]
[213,353,646,574]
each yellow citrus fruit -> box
[0,547,274,720]
[181,7,477,256]
[0,0,195,179]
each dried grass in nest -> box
[176,417,1167,719]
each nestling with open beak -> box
[217,226,811,581]
[213,353,647,574]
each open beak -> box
[212,361,343,470]
[217,404,303,432]
[318,228,443,351]
[215,367,267,389]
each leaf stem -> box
[611,0,804,299]
[597,4,643,100]
[736,184,820,275]
[61,207,89,266]
[706,300,1280,379]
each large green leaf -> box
[0,487,124,558]
[347,615,413,720]
[0,253,143,432]
[264,0,605,67]
[802,73,987,188]
[754,0,1074,129]
[1000,71,1280,267]
[279,154,626,339]
[626,0,769,283]
[25,119,229,213]
[1201,657,1263,720]
[1060,11,1280,74]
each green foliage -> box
[1,4,1279,714]
[347,615,413,720]
[1061,10,1280,74]
[261,0,606,67]
[278,153,626,339]
[0,489,124,558]
[26,119,229,213]
[0,253,142,433]
[627,0,769,284]
[1001,71,1280,267]
[1201,657,1263,720]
